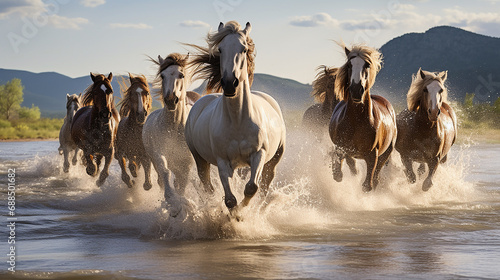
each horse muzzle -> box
[428,108,441,122]
[221,77,239,97]
[164,92,179,111]
[349,82,365,103]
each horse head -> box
[335,44,382,104]
[128,73,151,124]
[217,21,252,97]
[66,93,81,118]
[90,72,114,123]
[418,69,447,122]
[157,53,189,111]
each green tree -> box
[0,79,24,120]
[18,104,40,120]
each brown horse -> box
[395,68,457,191]
[302,65,357,175]
[115,73,153,189]
[71,72,120,186]
[329,44,397,192]
[58,93,81,173]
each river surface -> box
[0,133,499,279]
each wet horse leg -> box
[141,155,153,191]
[216,159,237,210]
[362,150,378,192]
[346,156,358,175]
[150,154,181,216]
[97,149,113,187]
[260,144,284,196]
[192,150,214,193]
[331,148,345,182]
[240,150,267,208]
[422,157,439,191]
[372,144,393,189]
[71,148,79,166]
[401,156,416,184]
[118,153,132,188]
[62,148,70,173]
[129,158,138,178]
[84,149,97,177]
[417,163,426,176]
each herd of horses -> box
[58,21,457,217]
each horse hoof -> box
[143,182,152,191]
[422,180,433,191]
[333,172,343,182]
[63,166,69,173]
[362,185,372,193]
[225,195,237,209]
[244,182,258,197]
[86,165,97,177]
[166,202,182,217]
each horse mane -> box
[407,70,448,112]
[186,21,255,93]
[66,93,80,109]
[311,65,337,103]
[335,43,383,101]
[82,73,111,106]
[117,74,152,117]
[148,53,190,102]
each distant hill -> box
[374,26,500,106]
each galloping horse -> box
[115,73,153,189]
[302,65,357,175]
[142,53,201,216]
[329,44,397,192]
[71,73,119,186]
[59,93,81,173]
[185,21,286,214]
[395,69,457,191]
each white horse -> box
[58,93,81,173]
[185,21,286,214]
[142,53,202,217]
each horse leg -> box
[240,150,267,208]
[346,155,358,175]
[96,150,113,187]
[362,150,378,192]
[172,162,190,196]
[150,154,182,216]
[141,155,153,191]
[331,148,345,182]
[71,148,79,166]
[372,145,393,189]
[84,151,97,177]
[422,157,439,191]
[260,144,284,196]
[118,154,133,188]
[401,156,416,184]
[216,159,237,210]
[193,150,214,193]
[62,148,70,173]
[417,163,426,177]
[440,154,448,164]
[129,158,138,178]
[95,154,103,170]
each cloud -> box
[290,12,339,27]
[110,23,153,29]
[179,20,210,28]
[49,15,88,29]
[80,0,105,8]
[0,0,45,19]
[443,8,500,36]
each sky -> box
[1,0,500,85]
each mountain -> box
[0,69,313,117]
[374,26,500,106]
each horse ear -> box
[439,70,447,81]
[128,72,135,81]
[344,47,350,57]
[90,72,97,82]
[184,53,190,61]
[66,93,70,100]
[158,55,164,65]
[218,22,224,31]
[243,22,252,36]
[419,68,425,80]
[108,72,113,82]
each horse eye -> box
[179,73,185,79]
[243,48,247,53]
[439,88,444,94]
[365,62,370,69]
[423,88,428,93]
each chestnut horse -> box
[185,21,286,215]
[302,65,357,175]
[115,73,153,189]
[329,44,397,192]
[71,73,119,186]
[58,93,81,173]
[395,69,457,191]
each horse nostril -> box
[233,79,239,88]
[437,109,441,116]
